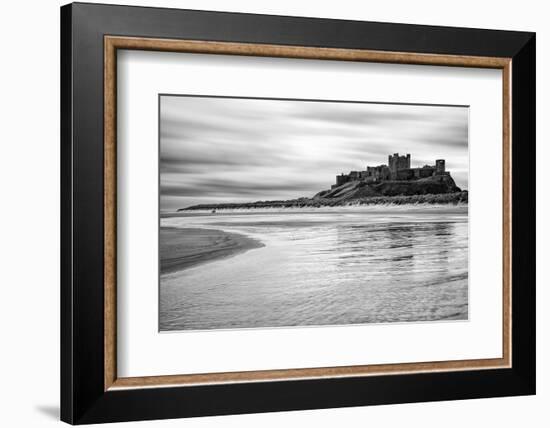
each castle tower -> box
[435,159,445,175]
[388,153,411,179]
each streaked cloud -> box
[160,96,469,210]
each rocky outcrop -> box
[317,174,461,200]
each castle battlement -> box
[332,153,448,189]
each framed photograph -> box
[61,2,535,424]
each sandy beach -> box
[160,227,265,274]
[160,208,468,331]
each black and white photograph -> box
[159,95,469,331]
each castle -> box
[332,153,449,189]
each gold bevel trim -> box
[104,35,513,391]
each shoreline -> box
[160,227,265,275]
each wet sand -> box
[160,227,264,274]
[160,210,468,331]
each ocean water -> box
[160,206,468,331]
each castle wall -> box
[366,165,390,181]
[395,167,436,180]
[419,168,435,178]
[396,169,414,180]
[336,174,350,186]
[333,154,447,188]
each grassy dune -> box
[181,191,468,211]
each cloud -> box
[160,95,469,210]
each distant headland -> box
[179,153,467,211]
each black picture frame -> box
[61,2,535,424]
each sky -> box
[160,95,469,211]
